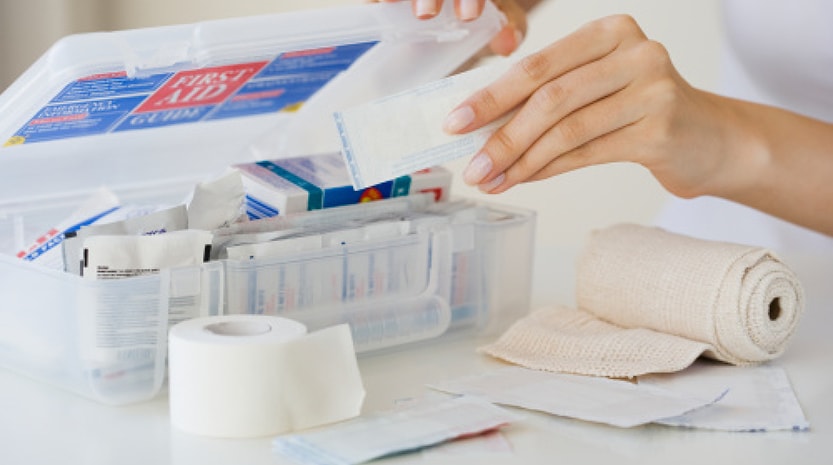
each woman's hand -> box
[444,14,740,200]
[370,0,528,56]
[444,14,833,236]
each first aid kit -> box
[0,2,535,405]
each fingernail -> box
[463,152,493,185]
[478,173,505,193]
[459,0,480,21]
[443,105,475,133]
[415,0,438,18]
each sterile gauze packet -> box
[334,61,512,189]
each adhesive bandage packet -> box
[334,61,512,189]
[272,396,519,465]
[233,152,451,220]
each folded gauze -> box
[480,223,805,378]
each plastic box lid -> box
[0,2,502,210]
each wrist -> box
[701,95,774,202]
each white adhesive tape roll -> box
[169,315,365,438]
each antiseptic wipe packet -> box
[63,204,188,275]
[81,230,213,280]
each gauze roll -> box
[577,223,804,364]
[169,315,365,438]
[481,224,805,378]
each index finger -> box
[444,16,647,134]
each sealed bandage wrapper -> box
[169,315,365,438]
[640,362,809,432]
[272,396,518,465]
[429,366,728,429]
[334,61,511,189]
[481,223,805,378]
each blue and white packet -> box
[272,396,518,465]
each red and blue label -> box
[7,41,377,146]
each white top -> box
[656,0,833,287]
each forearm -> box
[716,96,833,236]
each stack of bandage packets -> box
[273,362,807,465]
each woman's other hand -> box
[370,0,528,56]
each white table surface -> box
[1,246,831,465]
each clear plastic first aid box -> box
[0,2,535,405]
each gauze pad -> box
[334,62,511,189]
